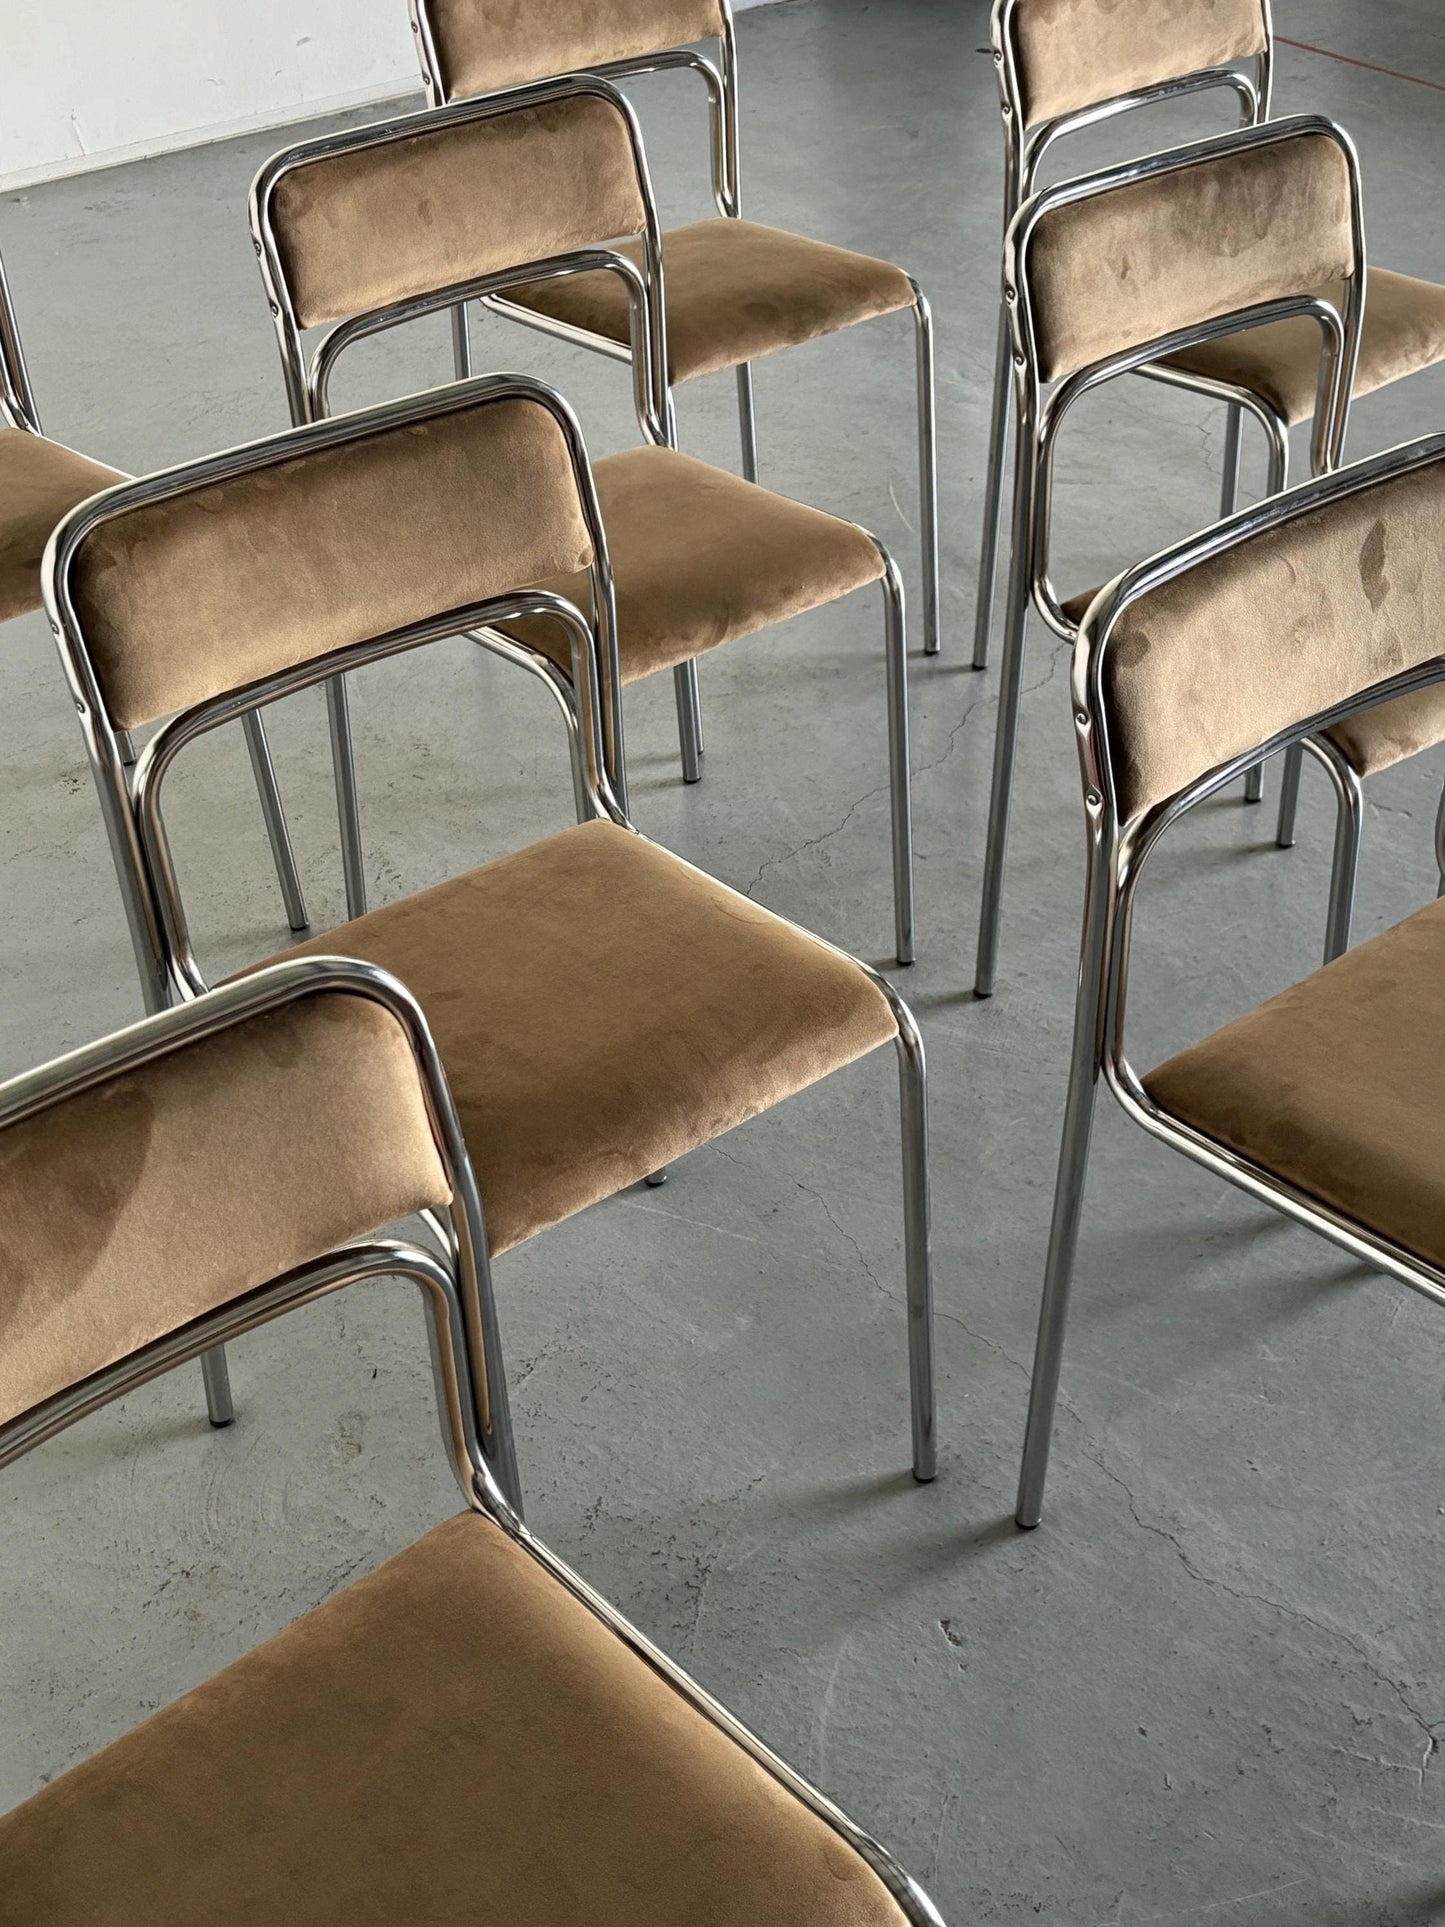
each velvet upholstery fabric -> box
[1325,683,1445,778]
[69,397,593,730]
[1098,457,1445,823]
[0,428,121,625]
[0,993,449,1430]
[1010,0,1267,129]
[503,446,885,679]
[425,0,727,100]
[504,219,917,383]
[1026,133,1354,386]
[0,1510,909,1926]
[274,820,898,1256]
[270,95,647,331]
[1145,896,1445,1278]
[1162,267,1445,424]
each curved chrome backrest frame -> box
[1005,113,1365,636]
[40,373,627,1017]
[0,245,42,435]
[1072,431,1445,1300]
[410,0,743,219]
[250,73,673,446]
[0,954,521,1511]
[991,0,1275,207]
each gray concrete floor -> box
[5,1,1445,1920]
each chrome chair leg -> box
[911,285,941,658]
[242,711,309,932]
[974,440,1035,998]
[1310,737,1364,964]
[1219,400,1244,518]
[326,675,367,919]
[1435,776,1445,896]
[673,658,704,783]
[450,301,472,380]
[972,303,1013,672]
[1016,879,1109,1530]
[736,362,759,483]
[201,1344,235,1428]
[1276,744,1304,848]
[1243,761,1265,804]
[879,549,916,966]
[117,728,138,767]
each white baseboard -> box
[1,1,788,193]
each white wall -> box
[0,0,779,188]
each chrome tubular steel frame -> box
[1014,432,1445,1530]
[0,958,943,1927]
[974,0,1276,672]
[252,78,917,966]
[409,0,942,655]
[972,114,1365,999]
[42,373,936,1483]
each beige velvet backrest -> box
[1004,0,1268,130]
[264,91,648,331]
[0,985,450,1431]
[62,391,594,731]
[418,0,727,101]
[1020,126,1354,385]
[1098,448,1445,825]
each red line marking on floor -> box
[1278,35,1445,96]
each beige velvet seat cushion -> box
[275,820,897,1255]
[503,219,916,383]
[0,1509,909,1926]
[1145,896,1445,1277]
[1161,268,1445,425]
[503,446,885,680]
[0,428,122,624]
[1324,683,1445,778]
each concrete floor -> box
[4,1,1445,1919]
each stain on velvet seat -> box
[0,1509,911,1926]
[502,445,885,679]
[1161,268,1445,426]
[501,218,917,384]
[0,429,123,625]
[275,819,897,1255]
[1145,894,1445,1275]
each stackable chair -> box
[0,247,309,941]
[408,0,941,658]
[1015,433,1445,1529]
[42,374,937,1482]
[251,78,917,965]
[975,0,1445,671]
[973,116,1366,997]
[0,961,946,1927]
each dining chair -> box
[42,372,938,1483]
[973,115,1365,998]
[0,244,309,945]
[406,0,942,660]
[0,957,945,1926]
[1014,431,1445,1528]
[975,0,1445,674]
[250,77,916,964]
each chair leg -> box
[878,549,916,965]
[673,659,704,783]
[1015,884,1110,1530]
[974,431,1036,998]
[450,302,472,381]
[1276,743,1304,848]
[326,675,367,920]
[201,1344,235,1428]
[735,362,759,483]
[972,302,1013,672]
[1435,776,1445,897]
[1219,400,1244,519]
[242,712,309,933]
[1320,747,1364,964]
[911,285,942,658]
